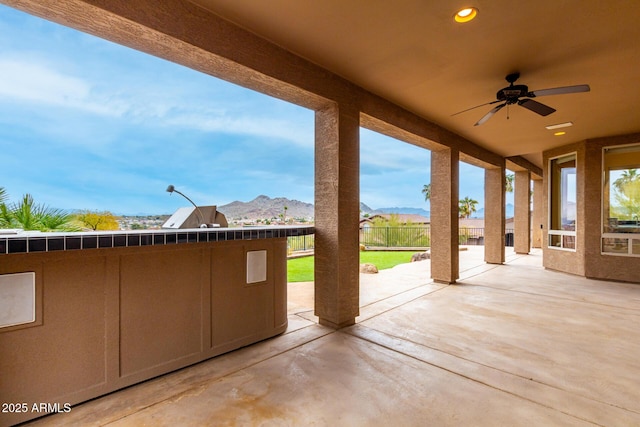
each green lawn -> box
[287,251,414,282]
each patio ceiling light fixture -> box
[546,122,573,130]
[454,7,478,23]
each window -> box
[548,153,577,250]
[602,144,640,256]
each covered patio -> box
[26,248,640,425]
[1,1,639,425]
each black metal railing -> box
[288,234,315,253]
[288,226,516,253]
[359,227,431,248]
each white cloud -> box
[0,58,125,116]
[0,56,314,148]
[0,58,85,99]
[164,112,312,147]
[360,130,430,172]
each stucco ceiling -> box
[188,0,640,168]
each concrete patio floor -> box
[25,247,640,426]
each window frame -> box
[601,143,640,257]
[548,152,577,252]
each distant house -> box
[359,214,430,229]
[458,218,485,230]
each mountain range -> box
[364,204,515,219]
[217,195,515,220]
[364,206,430,217]
[219,195,314,220]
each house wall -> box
[0,237,288,425]
[583,133,640,282]
[543,133,640,283]
[514,170,532,254]
[532,179,544,248]
[543,142,586,276]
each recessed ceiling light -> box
[554,131,566,136]
[454,7,478,23]
[545,122,573,130]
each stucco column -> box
[514,170,531,254]
[314,103,360,328]
[532,178,543,248]
[430,147,459,283]
[484,165,505,264]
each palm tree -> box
[2,193,78,231]
[613,169,639,194]
[0,187,9,228]
[611,170,640,220]
[422,184,431,202]
[10,194,40,230]
[459,196,479,219]
[505,173,514,193]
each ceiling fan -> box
[453,72,590,126]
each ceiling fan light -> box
[454,7,478,23]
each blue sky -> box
[0,5,504,215]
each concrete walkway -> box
[25,247,640,426]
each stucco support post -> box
[314,103,360,328]
[514,170,531,254]
[430,147,459,283]
[532,178,543,248]
[484,164,505,264]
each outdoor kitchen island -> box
[0,225,314,426]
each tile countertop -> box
[0,226,315,255]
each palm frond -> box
[6,193,78,231]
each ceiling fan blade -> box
[518,99,556,116]
[530,84,590,97]
[474,103,505,126]
[452,100,501,117]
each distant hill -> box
[373,207,430,217]
[360,202,374,213]
[217,197,432,220]
[218,195,314,220]
[216,196,513,221]
[370,203,515,219]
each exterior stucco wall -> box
[532,179,544,248]
[543,142,586,276]
[543,134,640,283]
[583,134,640,283]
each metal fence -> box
[360,227,431,248]
[288,234,315,252]
[288,226,516,253]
